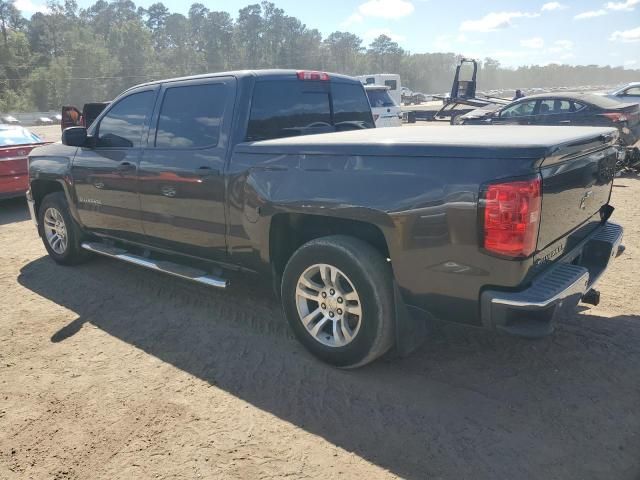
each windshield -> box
[366,89,396,108]
[0,127,42,146]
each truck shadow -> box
[0,197,30,225]
[18,255,640,480]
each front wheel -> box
[38,192,90,265]
[281,235,395,368]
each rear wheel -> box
[450,113,465,125]
[281,235,395,368]
[39,192,89,265]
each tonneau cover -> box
[238,125,618,160]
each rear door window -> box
[384,80,397,91]
[539,99,571,115]
[155,83,228,148]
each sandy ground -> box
[30,125,61,143]
[1,171,640,479]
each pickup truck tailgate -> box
[537,132,618,250]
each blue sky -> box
[15,0,640,68]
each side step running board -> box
[81,242,228,288]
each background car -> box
[34,116,54,126]
[456,92,640,166]
[0,125,47,199]
[458,92,639,130]
[364,85,402,128]
[601,82,640,104]
[1,115,20,125]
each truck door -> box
[70,88,157,241]
[137,77,235,261]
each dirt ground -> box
[30,125,61,143]
[1,171,640,479]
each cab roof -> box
[127,69,360,91]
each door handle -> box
[117,161,136,171]
[559,120,571,124]
[196,166,220,176]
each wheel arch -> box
[30,178,66,218]
[268,211,392,283]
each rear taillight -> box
[296,70,330,81]
[600,112,628,123]
[482,176,542,258]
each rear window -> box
[0,127,41,146]
[246,80,374,141]
[331,83,375,128]
[366,89,396,108]
[384,80,397,90]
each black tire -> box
[281,235,395,368]
[38,192,89,265]
[450,113,464,125]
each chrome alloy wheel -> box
[43,207,68,254]
[295,263,362,348]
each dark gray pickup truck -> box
[27,70,624,367]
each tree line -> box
[0,0,638,112]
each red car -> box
[0,125,48,200]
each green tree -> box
[367,34,404,73]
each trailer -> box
[403,59,509,124]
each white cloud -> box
[460,11,540,32]
[12,0,49,13]
[358,0,415,19]
[624,60,638,66]
[548,39,574,52]
[340,13,363,28]
[520,37,544,48]
[605,0,640,11]
[541,2,567,11]
[432,33,483,51]
[610,26,640,42]
[363,28,406,43]
[574,9,607,19]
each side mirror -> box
[62,126,88,147]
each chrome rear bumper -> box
[481,222,624,337]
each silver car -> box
[603,82,640,104]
